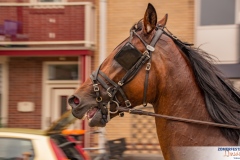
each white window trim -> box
[30,0,66,9]
[0,57,8,127]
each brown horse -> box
[68,3,240,160]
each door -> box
[51,88,75,123]
[49,87,81,130]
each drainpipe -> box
[99,0,107,64]
[99,0,107,154]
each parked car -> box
[0,111,89,160]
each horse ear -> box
[143,3,157,34]
[158,14,168,27]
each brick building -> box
[0,0,195,156]
[0,0,95,130]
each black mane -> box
[173,38,240,143]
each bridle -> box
[90,23,164,124]
[89,22,240,137]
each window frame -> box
[48,64,79,81]
[30,0,66,9]
[44,61,80,84]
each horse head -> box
[68,3,168,127]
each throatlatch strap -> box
[143,28,164,106]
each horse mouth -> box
[86,107,98,121]
[72,106,106,127]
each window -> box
[0,138,34,160]
[48,64,79,80]
[200,0,235,26]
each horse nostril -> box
[73,97,80,105]
[68,95,81,108]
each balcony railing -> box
[0,2,95,49]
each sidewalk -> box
[90,153,164,160]
[123,154,164,160]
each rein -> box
[119,106,240,146]
[117,106,240,130]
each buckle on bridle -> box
[125,100,131,107]
[118,81,124,86]
[93,84,99,92]
[146,63,151,70]
[143,50,150,58]
[108,100,119,114]
[107,87,113,97]
[96,96,102,102]
[146,45,155,52]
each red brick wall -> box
[26,6,85,41]
[0,6,85,41]
[0,7,18,21]
[8,57,78,128]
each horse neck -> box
[152,40,234,152]
[153,42,208,120]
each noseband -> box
[90,24,164,124]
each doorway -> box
[51,88,76,123]
[42,61,80,129]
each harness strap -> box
[94,73,109,90]
[90,74,101,101]
[90,66,108,119]
[143,59,151,106]
[118,28,163,87]
[98,71,130,106]
[133,30,149,48]
[143,28,164,106]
